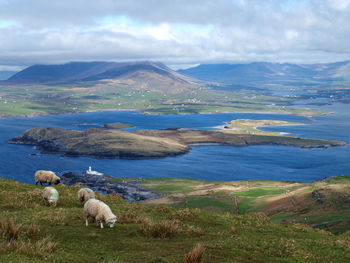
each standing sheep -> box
[43,187,59,207]
[35,170,60,185]
[84,199,117,228]
[78,188,95,205]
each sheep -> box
[35,170,60,185]
[78,188,95,205]
[43,186,59,207]
[84,199,117,228]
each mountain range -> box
[178,61,350,86]
[6,60,350,88]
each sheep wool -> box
[84,199,117,229]
[43,186,59,207]
[35,170,60,185]
[78,188,95,205]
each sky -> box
[1,0,350,70]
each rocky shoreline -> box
[61,172,160,201]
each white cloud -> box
[0,0,350,68]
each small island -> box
[101,122,134,130]
[9,119,346,159]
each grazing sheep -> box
[84,199,117,228]
[43,187,59,207]
[78,188,95,205]
[35,170,60,185]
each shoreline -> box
[0,106,334,120]
[214,120,306,135]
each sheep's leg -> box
[85,214,89,226]
[95,215,104,228]
[35,181,38,185]
[40,182,42,185]
[49,182,51,185]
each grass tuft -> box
[231,226,236,234]
[0,217,22,241]
[175,208,198,220]
[140,219,181,238]
[118,213,138,224]
[184,244,205,263]
[0,236,57,257]
[26,223,41,238]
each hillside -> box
[178,61,350,86]
[141,176,350,235]
[1,176,350,262]
[0,61,331,118]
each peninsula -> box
[9,119,345,159]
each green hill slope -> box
[1,177,350,262]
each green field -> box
[1,177,350,262]
[141,176,350,234]
[0,81,328,117]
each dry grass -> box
[0,217,22,241]
[184,244,205,263]
[43,208,67,225]
[231,226,236,234]
[101,260,133,263]
[0,216,57,258]
[140,219,181,238]
[2,189,43,209]
[0,236,57,257]
[184,225,203,236]
[118,213,138,224]
[174,208,198,220]
[154,205,172,214]
[26,223,41,238]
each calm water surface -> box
[0,103,349,183]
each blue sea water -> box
[0,103,349,183]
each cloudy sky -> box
[1,0,350,70]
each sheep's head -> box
[106,216,117,228]
[48,200,57,207]
[54,178,61,184]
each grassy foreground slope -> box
[1,177,350,262]
[141,176,350,234]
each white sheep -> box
[84,199,117,228]
[78,188,95,205]
[35,170,60,185]
[43,186,59,207]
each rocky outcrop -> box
[61,172,159,201]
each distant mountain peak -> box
[7,61,177,84]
